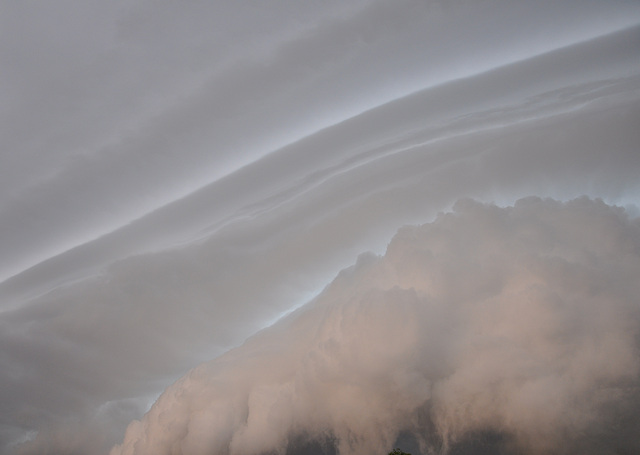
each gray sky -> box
[1,1,639,454]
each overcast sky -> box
[1,1,640,454]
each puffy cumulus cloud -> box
[111,197,640,455]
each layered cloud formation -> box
[1,1,640,454]
[111,197,640,455]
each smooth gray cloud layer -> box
[1,1,639,454]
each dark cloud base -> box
[276,403,640,455]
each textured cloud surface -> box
[1,1,640,454]
[111,198,640,455]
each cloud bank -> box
[1,1,639,453]
[110,197,640,455]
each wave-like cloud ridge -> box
[111,197,640,455]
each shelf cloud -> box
[110,197,640,455]
[1,1,639,454]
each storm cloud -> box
[1,1,639,454]
[110,197,640,455]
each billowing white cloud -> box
[1,1,639,454]
[109,197,640,455]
